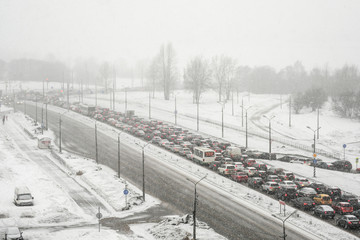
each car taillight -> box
[304,203,307,205]
[348,200,350,202]
[348,221,352,224]
[254,181,257,184]
[324,211,327,214]
[270,187,273,189]
[285,194,288,197]
[317,188,319,190]
[300,182,303,184]
[331,192,333,194]
[333,211,335,213]
[313,203,315,205]
[225,169,228,171]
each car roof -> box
[319,205,334,210]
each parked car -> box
[278,171,294,181]
[231,172,249,183]
[313,205,336,219]
[276,188,298,201]
[297,187,317,198]
[267,175,281,183]
[218,164,236,176]
[332,160,352,172]
[248,177,264,189]
[313,194,332,205]
[279,181,297,190]
[4,226,23,240]
[261,182,280,194]
[293,177,310,188]
[308,183,326,194]
[335,215,360,229]
[332,202,353,214]
[291,197,316,210]
[317,161,335,170]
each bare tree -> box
[211,55,236,101]
[159,43,177,100]
[99,61,111,93]
[147,55,162,98]
[183,56,212,104]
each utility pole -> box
[118,132,123,178]
[241,106,252,148]
[187,175,207,240]
[59,115,62,153]
[125,88,128,114]
[45,102,48,130]
[175,95,177,125]
[35,96,38,125]
[289,96,291,127]
[263,115,275,160]
[95,77,98,107]
[218,101,226,138]
[241,98,244,127]
[317,108,320,139]
[95,122,98,164]
[196,100,199,132]
[149,92,151,119]
[307,126,321,178]
[135,142,151,201]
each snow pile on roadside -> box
[143,215,226,240]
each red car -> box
[231,172,248,183]
[333,202,353,214]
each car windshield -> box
[348,217,358,221]
[323,196,331,201]
[227,166,235,169]
[7,227,20,235]
[18,194,32,200]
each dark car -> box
[332,160,352,172]
[339,193,359,208]
[308,183,326,194]
[254,170,267,179]
[352,209,360,219]
[209,161,222,171]
[248,177,264,189]
[317,161,335,170]
[325,186,342,200]
[313,205,336,219]
[253,163,268,171]
[276,188,299,201]
[335,215,360,229]
[297,187,317,198]
[217,142,231,150]
[291,197,316,210]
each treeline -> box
[1,44,360,118]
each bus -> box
[192,147,216,165]
[79,103,96,116]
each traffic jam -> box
[6,93,360,233]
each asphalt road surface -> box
[20,102,317,240]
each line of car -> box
[12,94,360,234]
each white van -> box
[14,186,34,206]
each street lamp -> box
[217,101,227,138]
[307,126,321,177]
[272,210,297,240]
[135,141,151,201]
[263,115,275,160]
[117,131,125,178]
[59,110,70,153]
[175,94,178,125]
[186,174,207,240]
[241,105,252,148]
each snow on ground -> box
[0,105,227,240]
[17,101,359,239]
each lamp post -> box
[187,174,207,240]
[272,210,297,240]
[117,131,125,178]
[95,121,98,164]
[263,115,275,160]
[59,111,70,153]
[125,88,128,114]
[241,106,252,148]
[175,95,177,125]
[135,141,151,201]
[307,126,321,178]
[218,101,227,138]
[148,92,151,119]
[196,99,199,132]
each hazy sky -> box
[1,0,360,70]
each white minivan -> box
[14,186,34,206]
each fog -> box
[1,0,360,69]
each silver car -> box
[262,182,280,194]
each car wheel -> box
[344,224,348,229]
